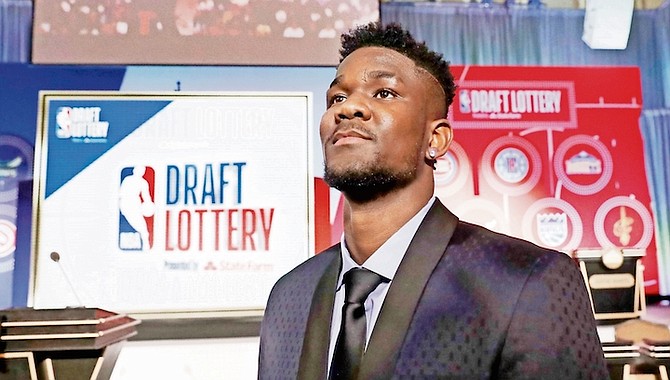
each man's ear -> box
[426,118,453,160]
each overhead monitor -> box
[31,0,379,65]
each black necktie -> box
[329,268,387,380]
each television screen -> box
[31,0,379,66]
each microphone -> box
[50,251,85,307]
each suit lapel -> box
[297,246,341,380]
[359,200,459,379]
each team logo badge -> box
[494,147,529,184]
[565,150,602,175]
[536,212,568,248]
[119,166,156,251]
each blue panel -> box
[0,64,127,307]
[43,99,171,198]
[0,64,127,143]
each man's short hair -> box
[339,22,457,114]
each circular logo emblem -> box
[494,147,529,184]
[522,197,583,252]
[553,135,612,195]
[594,195,654,248]
[434,141,470,197]
[0,219,17,259]
[481,136,542,196]
[0,135,34,183]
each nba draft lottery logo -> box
[56,106,109,142]
[118,166,155,251]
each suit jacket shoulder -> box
[259,246,339,380]
[388,218,609,379]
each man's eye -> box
[375,89,395,99]
[330,94,346,104]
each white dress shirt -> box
[327,197,436,372]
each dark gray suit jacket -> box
[259,200,609,379]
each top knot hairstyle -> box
[339,22,457,115]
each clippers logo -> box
[118,166,155,251]
[56,106,109,142]
[494,147,529,184]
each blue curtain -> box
[0,0,32,62]
[641,109,670,295]
[655,2,670,108]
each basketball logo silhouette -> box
[118,166,155,251]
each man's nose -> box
[335,96,371,121]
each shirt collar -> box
[336,197,436,290]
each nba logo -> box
[55,107,72,139]
[118,166,155,251]
[459,90,471,113]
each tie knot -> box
[343,268,386,304]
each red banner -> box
[453,81,576,128]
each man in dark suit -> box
[259,22,609,379]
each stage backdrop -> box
[4,63,660,314]
[31,92,313,314]
[316,65,659,295]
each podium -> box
[573,248,646,321]
[573,248,670,379]
[0,308,140,380]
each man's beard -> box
[323,161,416,202]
